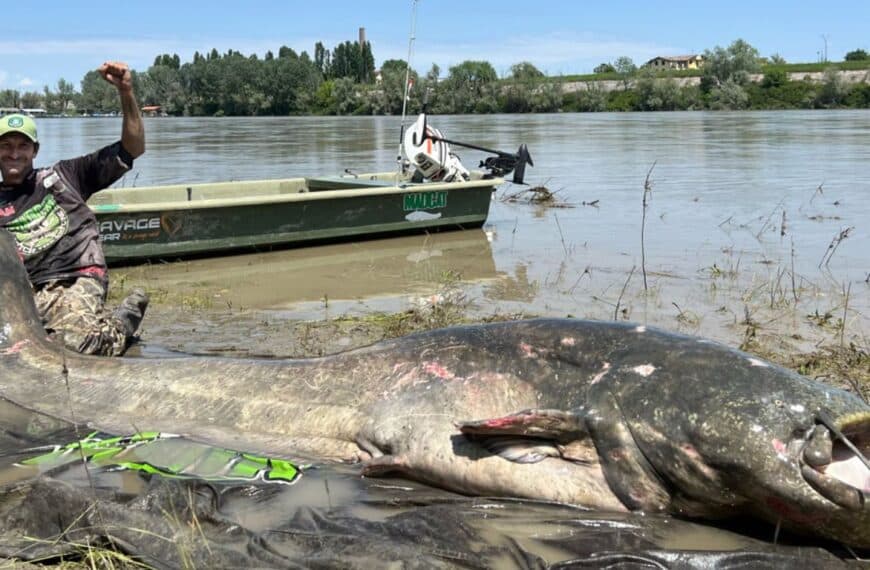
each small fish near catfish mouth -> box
[799,411,870,512]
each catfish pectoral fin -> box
[457,408,586,439]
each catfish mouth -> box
[800,411,870,512]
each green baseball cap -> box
[0,114,38,143]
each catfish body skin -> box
[1,229,868,547]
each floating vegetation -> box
[500,182,574,208]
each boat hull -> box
[89,172,499,264]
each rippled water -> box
[36,111,869,345]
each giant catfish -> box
[0,230,868,547]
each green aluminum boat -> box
[88,170,501,264]
[88,113,532,265]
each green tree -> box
[708,78,750,110]
[447,60,497,86]
[530,80,562,112]
[510,61,544,81]
[500,81,533,113]
[363,59,417,115]
[312,79,335,114]
[593,63,615,74]
[760,68,788,89]
[183,55,223,115]
[844,49,869,61]
[746,79,815,110]
[815,67,848,108]
[79,70,118,113]
[0,89,20,107]
[701,39,761,91]
[425,63,440,83]
[606,88,639,112]
[328,41,374,83]
[500,62,541,112]
[330,42,351,78]
[440,60,498,113]
[499,62,556,113]
[769,53,787,65]
[380,59,409,76]
[20,91,43,109]
[844,83,870,107]
[153,53,181,70]
[42,85,58,114]
[140,64,186,114]
[360,41,375,83]
[314,42,329,75]
[563,84,607,112]
[613,56,637,90]
[278,45,298,59]
[332,77,360,115]
[50,78,76,114]
[219,51,270,115]
[634,68,681,111]
[261,54,321,114]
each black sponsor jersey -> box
[0,142,132,285]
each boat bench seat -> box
[305,176,397,192]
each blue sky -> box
[2,1,868,92]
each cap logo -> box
[7,117,24,128]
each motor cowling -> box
[403,114,470,182]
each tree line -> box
[1,39,868,116]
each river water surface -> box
[36,111,870,349]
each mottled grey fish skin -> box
[1,230,868,548]
[578,325,870,548]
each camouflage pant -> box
[33,277,131,356]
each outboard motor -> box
[403,114,470,182]
[403,113,534,184]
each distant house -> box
[645,55,705,70]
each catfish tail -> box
[0,230,51,350]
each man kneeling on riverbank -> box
[0,61,147,356]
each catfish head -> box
[459,333,870,548]
[595,340,870,548]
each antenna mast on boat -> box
[397,0,421,173]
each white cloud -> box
[379,32,679,75]
[0,36,338,63]
[0,36,330,90]
[18,77,33,87]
